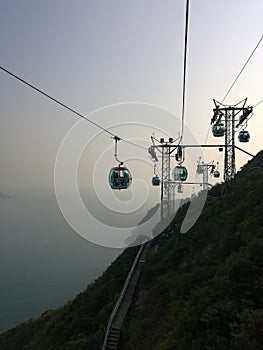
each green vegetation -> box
[120,152,263,350]
[1,151,263,349]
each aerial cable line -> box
[0,66,115,136]
[221,35,263,103]
[180,0,190,144]
[0,65,147,151]
[253,98,263,109]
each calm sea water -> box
[0,193,120,333]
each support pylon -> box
[149,137,179,221]
[224,109,236,181]
[211,98,253,181]
[196,158,215,190]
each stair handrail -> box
[101,243,145,350]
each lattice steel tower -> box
[211,99,253,181]
[196,159,216,189]
[149,137,178,220]
[161,145,171,218]
[224,109,236,181]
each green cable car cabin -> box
[109,166,132,190]
[212,123,225,137]
[152,176,160,186]
[173,166,188,182]
[213,170,220,178]
[238,130,250,143]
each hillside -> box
[119,151,263,350]
[1,151,263,349]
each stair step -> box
[106,345,118,350]
[108,336,119,341]
[110,327,120,332]
[108,341,118,346]
[109,331,120,336]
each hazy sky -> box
[1,0,262,329]
[1,0,262,195]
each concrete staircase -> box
[101,242,152,350]
[104,327,121,350]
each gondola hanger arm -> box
[112,135,123,165]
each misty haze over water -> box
[0,192,120,332]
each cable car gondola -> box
[238,130,250,143]
[109,136,132,190]
[213,170,220,178]
[152,176,160,186]
[173,166,188,181]
[212,162,220,178]
[151,164,160,186]
[109,166,132,190]
[212,123,225,137]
